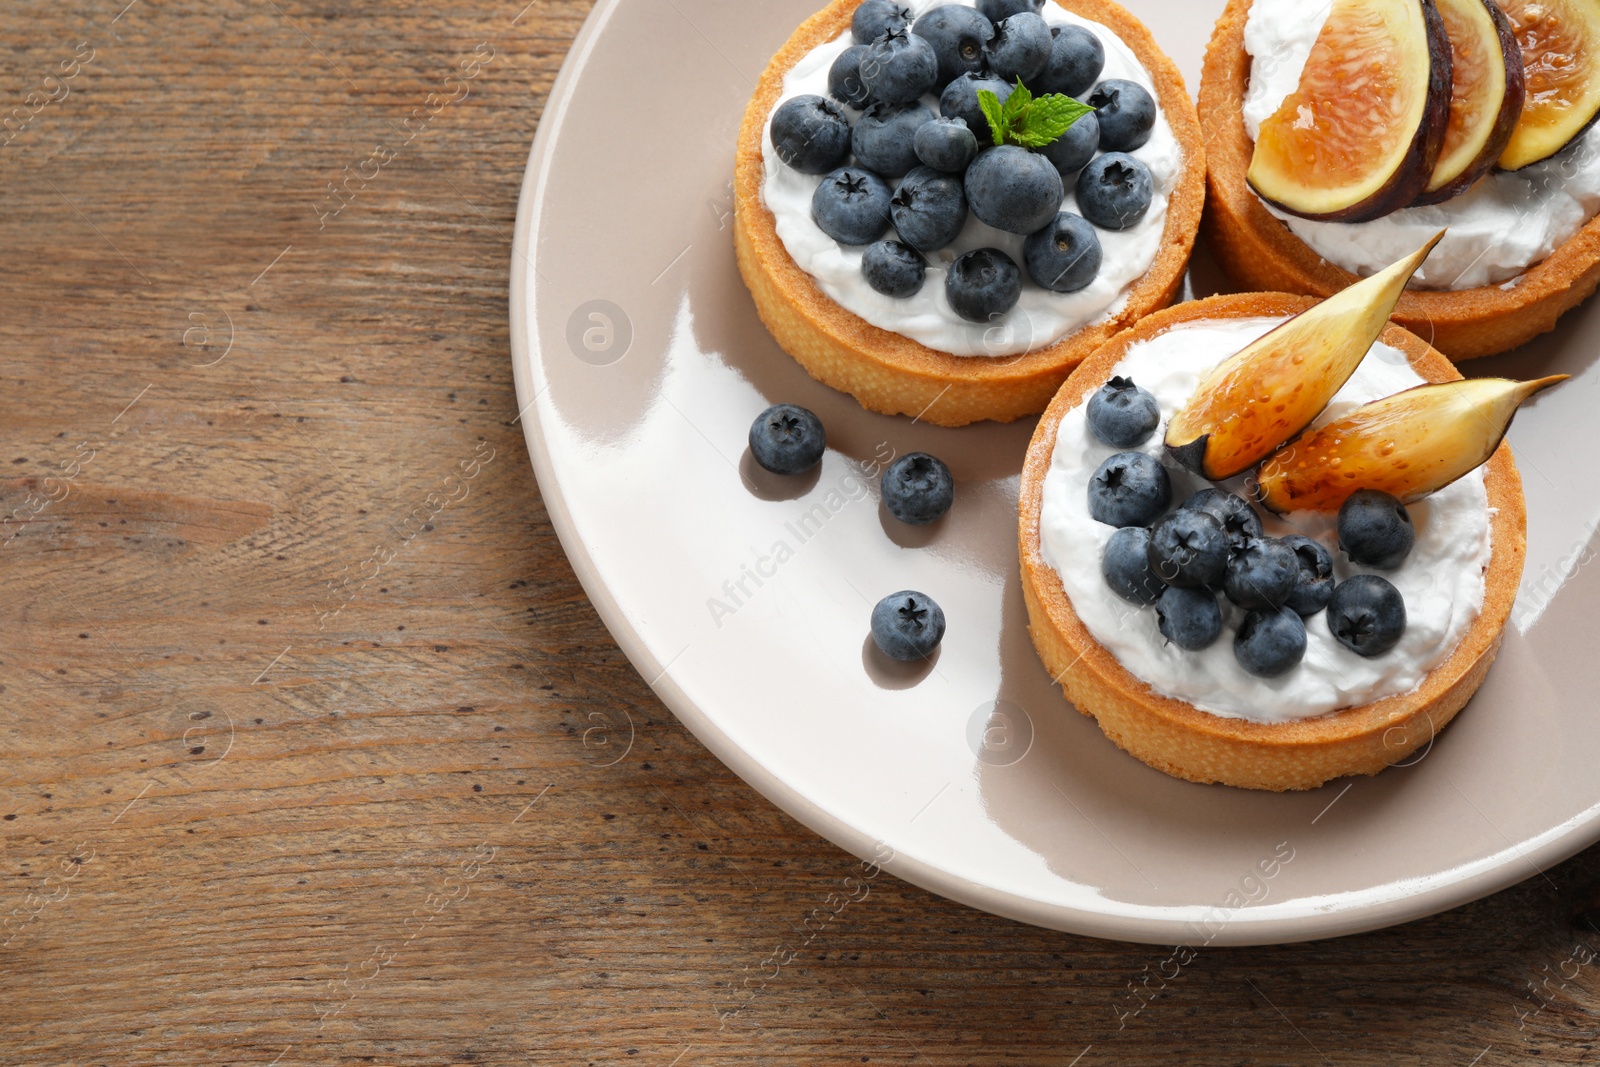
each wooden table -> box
[3,1,1598,1063]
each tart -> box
[1199,0,1600,360]
[1018,285,1549,791]
[734,0,1206,427]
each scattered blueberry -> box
[1034,25,1105,97]
[945,247,1023,323]
[913,5,995,86]
[770,95,853,175]
[1234,609,1307,677]
[1222,537,1299,611]
[1338,489,1415,569]
[828,46,875,110]
[1103,526,1165,605]
[1157,586,1223,651]
[977,0,1043,22]
[1088,79,1157,152]
[1088,451,1171,528]
[1023,211,1101,293]
[1076,153,1154,230]
[871,590,946,661]
[1038,110,1099,176]
[859,28,939,105]
[941,72,1013,146]
[853,101,934,179]
[890,166,969,253]
[852,0,914,44]
[749,403,826,475]
[1327,575,1407,657]
[862,239,927,298]
[881,452,954,525]
[1184,488,1263,552]
[1281,534,1336,617]
[1085,375,1159,447]
[914,116,979,173]
[811,166,893,245]
[1147,508,1229,589]
[984,12,1052,82]
[966,145,1065,234]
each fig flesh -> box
[1496,0,1600,170]
[1256,375,1566,513]
[1414,0,1524,204]
[1165,234,1443,482]
[1248,0,1451,222]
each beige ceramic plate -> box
[510,0,1600,945]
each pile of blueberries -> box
[1084,378,1413,678]
[769,0,1160,322]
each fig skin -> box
[1251,0,1453,224]
[1412,0,1525,206]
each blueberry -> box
[852,0,914,44]
[853,101,934,179]
[890,165,969,253]
[862,239,926,297]
[1157,586,1223,651]
[984,12,1052,82]
[1088,451,1170,528]
[1038,110,1099,176]
[1022,212,1101,294]
[1088,79,1157,152]
[1281,534,1335,617]
[749,403,826,475]
[871,589,946,661]
[859,28,939,106]
[1147,508,1229,589]
[1327,575,1407,657]
[1103,526,1165,605]
[828,46,875,110]
[977,0,1043,22]
[913,5,994,86]
[1034,25,1105,97]
[941,72,1013,146]
[1184,488,1262,552]
[1337,489,1415,569]
[945,247,1022,323]
[770,95,853,175]
[881,452,954,525]
[914,116,979,173]
[1085,375,1159,447]
[966,145,1065,234]
[811,166,893,245]
[1234,609,1307,677]
[1076,153,1154,231]
[1222,537,1299,611]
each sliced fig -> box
[1256,375,1566,513]
[1414,0,1524,203]
[1166,234,1443,482]
[1496,0,1600,170]
[1247,0,1451,222]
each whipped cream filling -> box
[760,0,1183,357]
[1039,317,1492,722]
[1241,0,1600,291]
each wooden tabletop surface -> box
[3,0,1599,1063]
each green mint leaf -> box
[1002,78,1032,126]
[976,88,1008,145]
[1010,93,1096,148]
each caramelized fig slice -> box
[1414,0,1524,204]
[1165,233,1443,482]
[1497,0,1600,170]
[1256,375,1567,513]
[1248,0,1451,222]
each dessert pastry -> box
[1199,0,1600,359]
[734,0,1206,427]
[1018,244,1562,790]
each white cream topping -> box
[1039,317,1492,722]
[1241,0,1600,291]
[760,0,1182,357]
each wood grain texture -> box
[1,1,1599,1064]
